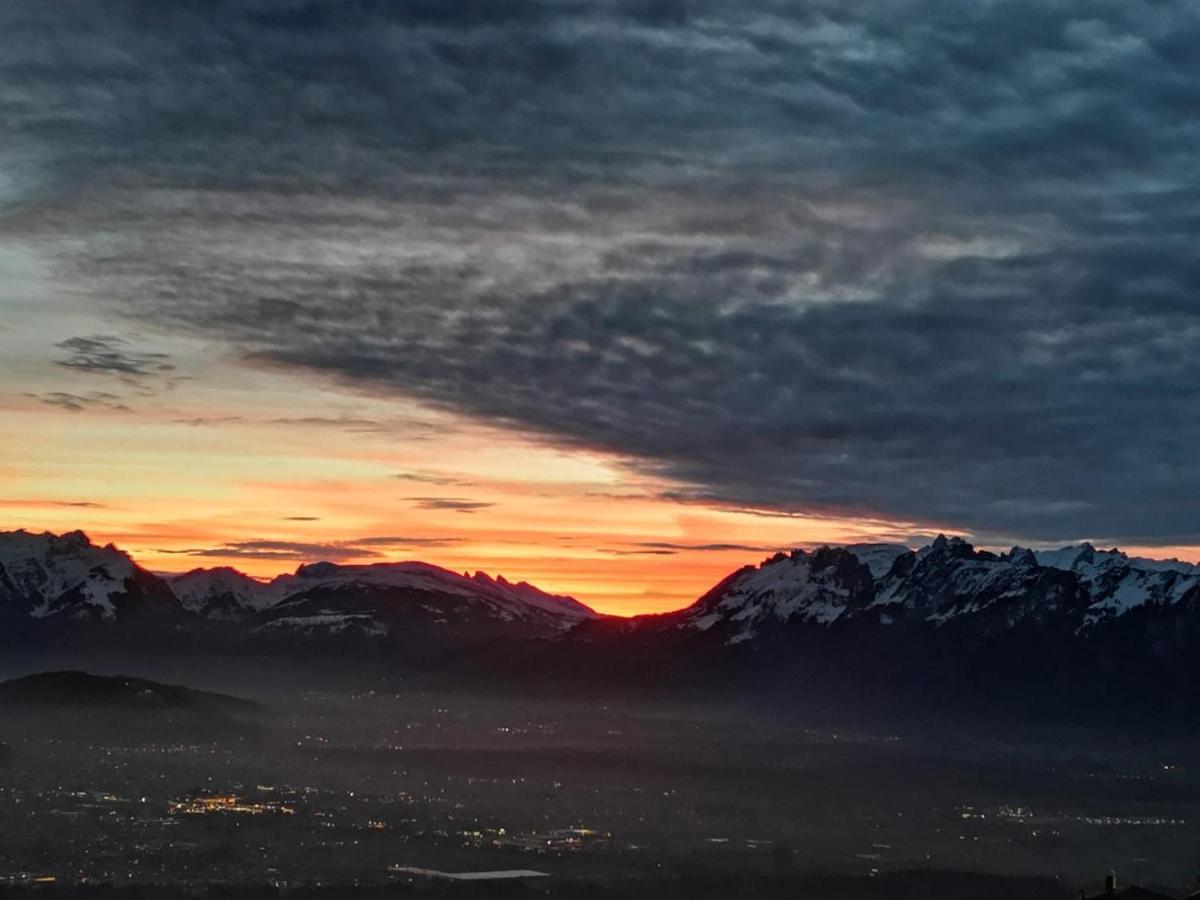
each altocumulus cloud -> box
[3,0,1200,544]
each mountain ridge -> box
[655,533,1200,645]
[7,527,1200,635]
[0,529,600,644]
[6,527,1200,723]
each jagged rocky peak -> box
[669,533,1200,647]
[838,543,911,578]
[1005,546,1039,567]
[680,543,878,641]
[57,529,91,547]
[921,533,978,560]
[809,545,879,581]
[752,544,882,576]
[294,561,341,578]
[0,527,133,578]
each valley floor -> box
[0,672,1198,896]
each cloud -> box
[600,540,782,556]
[0,499,110,510]
[55,335,174,381]
[283,516,320,521]
[7,0,1200,545]
[162,540,378,562]
[391,471,465,486]
[270,416,388,433]
[407,497,495,513]
[629,542,778,553]
[28,392,131,413]
[599,548,679,557]
[161,534,462,561]
[173,416,245,427]
[269,415,445,437]
[350,535,464,547]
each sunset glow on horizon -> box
[1,345,943,615]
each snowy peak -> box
[244,559,599,642]
[0,530,597,643]
[1032,543,1200,622]
[1004,547,1039,568]
[467,570,597,621]
[164,566,272,619]
[157,558,600,641]
[0,529,176,622]
[838,543,910,578]
[872,538,1083,629]
[918,533,978,561]
[1035,543,1200,578]
[265,560,597,624]
[671,536,1200,645]
[682,546,875,642]
[1033,542,1100,573]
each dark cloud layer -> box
[5,1,1200,544]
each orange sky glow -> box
[2,375,943,615]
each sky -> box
[2,0,1199,615]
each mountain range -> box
[662,535,1200,641]
[3,528,1200,720]
[0,529,597,654]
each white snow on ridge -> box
[263,561,598,623]
[681,537,1200,645]
[166,566,273,615]
[1035,543,1200,579]
[0,529,138,620]
[839,543,910,578]
[684,550,860,643]
[1035,542,1200,620]
[1031,544,1094,573]
[164,559,598,626]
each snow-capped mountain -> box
[666,535,1200,646]
[0,529,179,622]
[1033,543,1200,623]
[8,527,1200,716]
[0,531,598,645]
[164,566,273,620]
[680,547,877,643]
[248,560,598,642]
[516,534,1200,720]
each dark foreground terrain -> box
[0,869,1071,899]
[0,670,1197,897]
